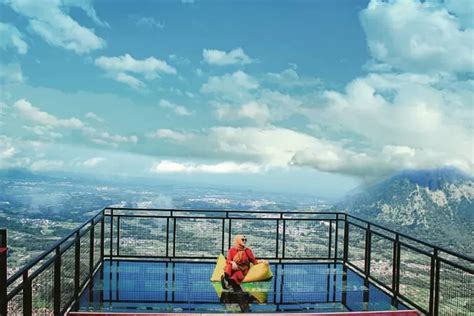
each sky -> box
[0,0,473,198]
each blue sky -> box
[1,0,473,198]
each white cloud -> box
[30,159,64,171]
[0,22,28,54]
[0,63,24,84]
[210,126,338,166]
[23,125,63,139]
[159,99,191,116]
[85,112,104,123]
[297,72,474,176]
[83,157,105,167]
[150,160,261,174]
[0,135,17,159]
[62,0,109,27]
[215,101,270,125]
[6,0,106,54]
[14,99,139,146]
[360,0,474,73]
[267,68,322,88]
[136,16,164,29]
[97,132,138,144]
[202,47,253,66]
[148,129,193,142]
[201,71,258,99]
[14,99,84,128]
[95,54,176,89]
[444,0,474,28]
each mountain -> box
[338,168,474,257]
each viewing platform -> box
[0,208,472,315]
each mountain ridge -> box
[338,167,473,256]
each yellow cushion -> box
[210,254,227,282]
[210,254,273,283]
[212,280,271,304]
[243,263,273,282]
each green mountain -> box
[338,168,474,257]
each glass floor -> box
[78,260,410,313]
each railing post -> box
[429,248,438,316]
[166,217,170,258]
[364,223,371,278]
[391,234,400,307]
[334,214,339,263]
[343,215,349,264]
[100,212,105,263]
[434,251,440,316]
[23,271,32,315]
[90,221,95,276]
[73,231,81,307]
[172,217,177,258]
[282,219,286,259]
[116,216,121,257]
[221,218,225,255]
[0,229,7,316]
[109,209,114,258]
[228,218,232,251]
[53,247,61,315]
[328,219,333,259]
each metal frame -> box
[2,208,473,315]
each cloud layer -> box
[203,48,253,66]
[95,54,177,89]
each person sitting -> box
[221,234,268,291]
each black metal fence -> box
[2,208,473,315]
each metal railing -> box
[2,208,473,315]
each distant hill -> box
[338,168,474,257]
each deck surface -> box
[69,311,420,316]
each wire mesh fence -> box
[370,234,394,289]
[3,208,473,315]
[175,218,223,257]
[7,288,23,315]
[284,220,330,259]
[118,216,167,257]
[93,221,102,268]
[60,245,75,312]
[31,261,54,315]
[347,223,366,271]
[230,219,277,258]
[438,260,473,315]
[398,245,432,312]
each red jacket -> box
[226,246,258,275]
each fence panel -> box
[370,234,394,289]
[438,260,473,315]
[398,245,431,312]
[94,221,102,268]
[175,218,222,257]
[118,216,167,257]
[60,246,75,312]
[284,220,330,259]
[31,262,54,315]
[80,233,91,287]
[347,224,366,271]
[229,219,277,258]
[7,289,23,315]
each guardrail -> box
[2,208,473,315]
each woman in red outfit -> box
[221,234,268,291]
